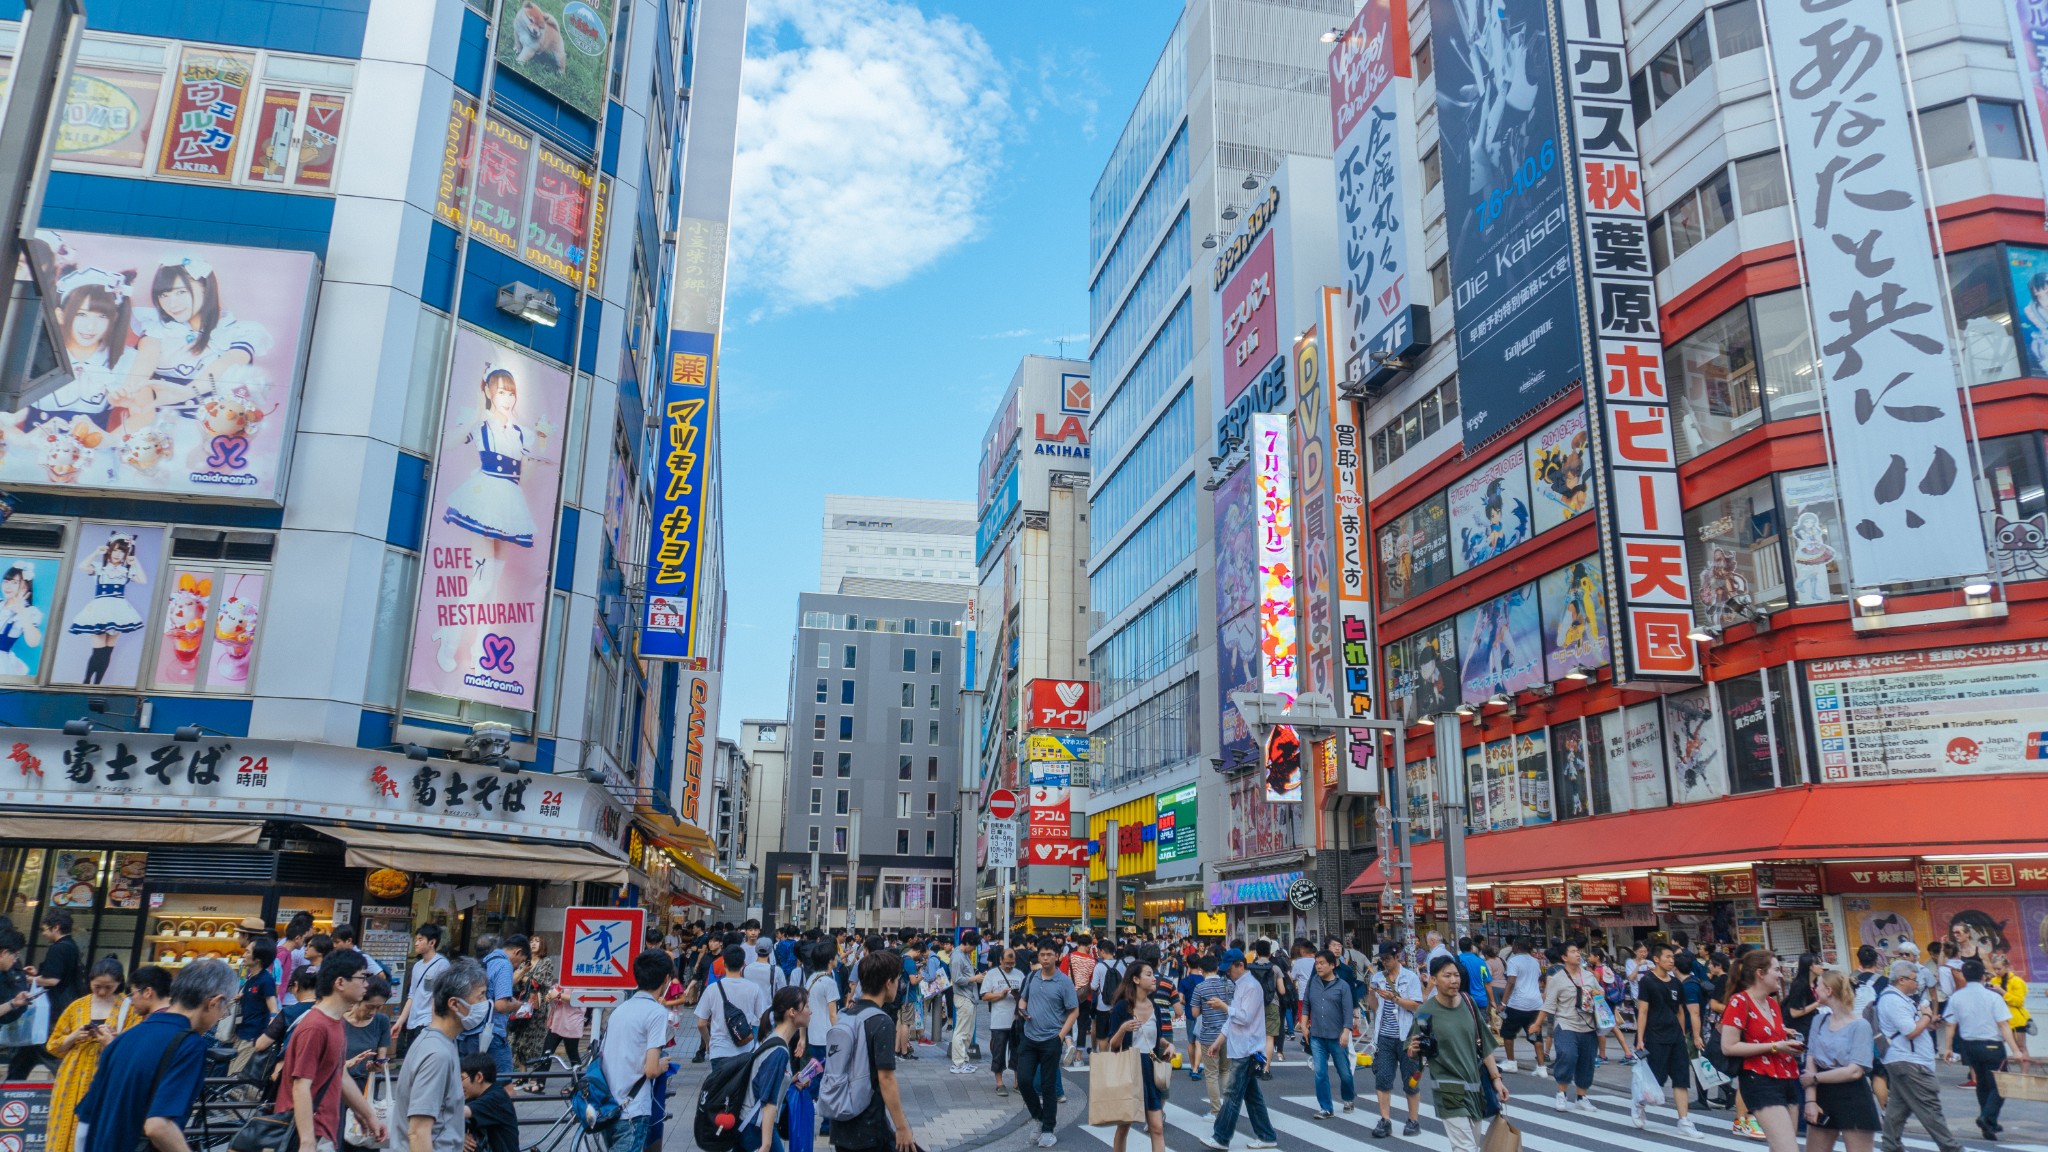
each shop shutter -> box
[145,847,277,885]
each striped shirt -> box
[1194,975,1234,1043]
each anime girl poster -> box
[1779,468,1846,604]
[1528,409,1593,534]
[407,329,569,709]
[1538,555,1609,681]
[0,231,316,503]
[1447,444,1531,573]
[1931,898,2021,968]
[1843,897,1928,969]
[51,522,165,689]
[1457,583,1542,704]
[0,554,59,684]
[1214,464,1257,621]
[1219,608,1261,767]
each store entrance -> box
[406,881,533,958]
[1,848,148,974]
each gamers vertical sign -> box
[643,330,716,660]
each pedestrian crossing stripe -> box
[1063,1072,2038,1152]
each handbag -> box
[344,1063,391,1148]
[1150,1049,1173,1092]
[0,995,47,1048]
[1481,1115,1522,1152]
[1086,1048,1146,1126]
[1591,994,1617,1036]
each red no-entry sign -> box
[989,790,1018,820]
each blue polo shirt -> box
[483,949,515,1040]
[75,1012,210,1152]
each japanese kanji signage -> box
[1328,0,1425,391]
[434,96,607,292]
[0,728,625,849]
[1557,0,1700,681]
[1322,289,1378,792]
[1762,0,1986,585]
[1253,412,1299,704]
[1806,643,2048,779]
[640,329,717,660]
[156,47,252,182]
[1292,326,1336,704]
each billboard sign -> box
[641,330,717,660]
[57,64,164,169]
[1456,582,1542,704]
[1026,679,1091,730]
[1156,782,1198,863]
[1328,0,1425,391]
[1292,326,1335,702]
[1253,413,1299,703]
[1762,0,1986,586]
[407,330,571,708]
[1,231,318,504]
[1807,644,2048,780]
[2009,0,2048,222]
[1559,0,1700,679]
[1219,231,1278,406]
[1428,0,1580,449]
[156,47,253,182]
[495,0,619,120]
[1025,734,1089,762]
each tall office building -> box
[769,584,969,930]
[819,495,977,592]
[738,718,789,920]
[0,0,745,964]
[1083,0,1347,933]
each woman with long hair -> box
[0,561,45,678]
[512,934,556,1088]
[429,365,553,674]
[1990,952,2030,1059]
[741,986,810,1152]
[1103,959,1166,1152]
[1783,952,1824,1043]
[1720,950,1804,1152]
[1800,969,1879,1152]
[46,955,130,1152]
[66,531,146,683]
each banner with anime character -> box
[1456,582,1541,704]
[0,231,317,504]
[407,329,570,710]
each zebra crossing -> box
[1057,1064,2045,1152]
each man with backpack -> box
[821,950,919,1152]
[1089,943,1127,1047]
[1247,940,1286,1069]
[601,951,678,1152]
[696,944,768,1064]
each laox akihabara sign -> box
[1027,679,1091,730]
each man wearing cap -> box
[1200,949,1278,1151]
[1367,942,1426,1139]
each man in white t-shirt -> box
[1289,942,1318,1054]
[603,951,675,1152]
[1499,936,1547,1072]
[396,924,449,1052]
[1945,957,2023,1139]
[695,944,769,1062]
[981,947,1027,1095]
[743,941,776,1001]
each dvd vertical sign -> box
[1556,0,1699,680]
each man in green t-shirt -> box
[1407,955,1509,1152]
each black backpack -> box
[1098,960,1125,1006]
[693,1036,787,1151]
[1250,961,1277,1003]
[712,981,757,1048]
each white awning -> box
[326,826,630,883]
[5,815,262,845]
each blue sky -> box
[713,0,1181,731]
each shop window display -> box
[1664,685,1727,804]
[1978,432,2048,582]
[1685,477,1783,629]
[1596,704,1668,813]
[1776,468,1847,604]
[1950,246,2021,385]
[1667,302,1760,461]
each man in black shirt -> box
[834,950,918,1152]
[1630,942,1701,1139]
[5,911,83,1079]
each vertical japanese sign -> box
[1557,0,1700,680]
[1291,326,1335,703]
[1329,0,1424,390]
[408,330,569,708]
[640,330,715,660]
[2006,0,2048,223]
[1325,289,1378,784]
[525,143,595,283]
[1253,412,1299,704]
[156,48,253,182]
[1429,0,1581,449]
[1762,0,1986,585]
[468,116,532,255]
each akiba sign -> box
[1026,679,1091,730]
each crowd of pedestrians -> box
[0,914,2038,1152]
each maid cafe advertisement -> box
[2,230,316,502]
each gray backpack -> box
[820,1002,880,1122]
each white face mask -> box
[461,996,491,1031]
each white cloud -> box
[732,0,1009,309]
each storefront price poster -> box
[407,330,569,709]
[1808,644,2048,779]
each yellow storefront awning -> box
[326,826,630,884]
[669,846,743,899]
[637,808,716,853]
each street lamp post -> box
[846,807,862,934]
[1231,691,1415,948]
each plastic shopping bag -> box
[1592,996,1617,1036]
[1692,1053,1731,1092]
[0,995,47,1049]
[1632,1056,1668,1109]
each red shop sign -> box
[1495,884,1548,910]
[1566,879,1623,915]
[1709,871,1755,898]
[1026,679,1092,730]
